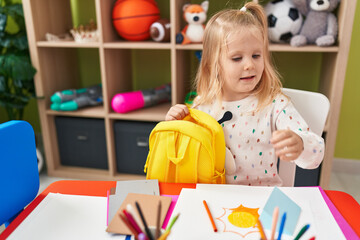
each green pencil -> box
[166,213,180,231]
[294,224,310,240]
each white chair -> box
[279,88,330,187]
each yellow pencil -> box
[257,218,267,240]
[157,230,170,240]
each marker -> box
[277,212,286,240]
[294,224,310,240]
[270,207,279,240]
[203,200,218,232]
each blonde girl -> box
[166,2,324,186]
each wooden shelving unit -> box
[22,0,357,188]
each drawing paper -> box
[8,193,128,240]
[166,185,345,240]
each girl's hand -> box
[271,130,304,162]
[165,104,189,121]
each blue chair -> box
[0,121,39,227]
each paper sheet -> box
[166,185,345,240]
[8,193,130,240]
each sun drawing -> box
[216,204,260,238]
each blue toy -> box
[50,84,103,111]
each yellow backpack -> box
[144,108,226,184]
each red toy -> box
[112,0,160,41]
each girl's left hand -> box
[271,130,304,161]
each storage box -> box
[114,121,157,174]
[55,117,108,169]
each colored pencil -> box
[127,204,145,232]
[203,200,218,232]
[135,201,154,240]
[119,213,139,240]
[155,201,162,239]
[166,213,180,231]
[257,218,268,240]
[122,209,142,234]
[277,212,286,240]
[294,224,310,240]
[270,207,279,240]
[157,230,170,240]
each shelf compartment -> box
[104,42,172,50]
[46,105,106,118]
[174,43,339,52]
[99,0,170,43]
[37,41,100,48]
[109,103,170,122]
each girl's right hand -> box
[165,104,189,121]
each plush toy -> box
[290,0,340,47]
[176,1,209,45]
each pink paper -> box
[161,194,179,229]
[318,187,359,240]
[106,190,110,226]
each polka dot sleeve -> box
[273,96,325,169]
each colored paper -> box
[259,187,301,235]
[106,193,172,235]
[107,179,160,224]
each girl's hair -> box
[194,2,283,110]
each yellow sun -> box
[227,205,260,228]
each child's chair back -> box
[0,121,39,227]
[280,88,330,186]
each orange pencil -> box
[203,200,218,232]
[257,218,268,240]
[119,213,139,240]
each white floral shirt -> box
[195,93,325,186]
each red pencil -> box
[203,200,218,232]
[119,213,139,239]
[122,209,143,234]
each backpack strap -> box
[167,132,190,164]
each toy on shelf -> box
[265,0,303,43]
[70,19,99,43]
[50,84,103,111]
[112,0,160,41]
[290,0,340,47]
[111,83,171,113]
[176,1,209,45]
[150,19,171,42]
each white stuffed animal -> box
[176,1,209,45]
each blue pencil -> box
[277,212,286,240]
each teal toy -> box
[50,84,103,111]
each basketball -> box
[112,0,160,41]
